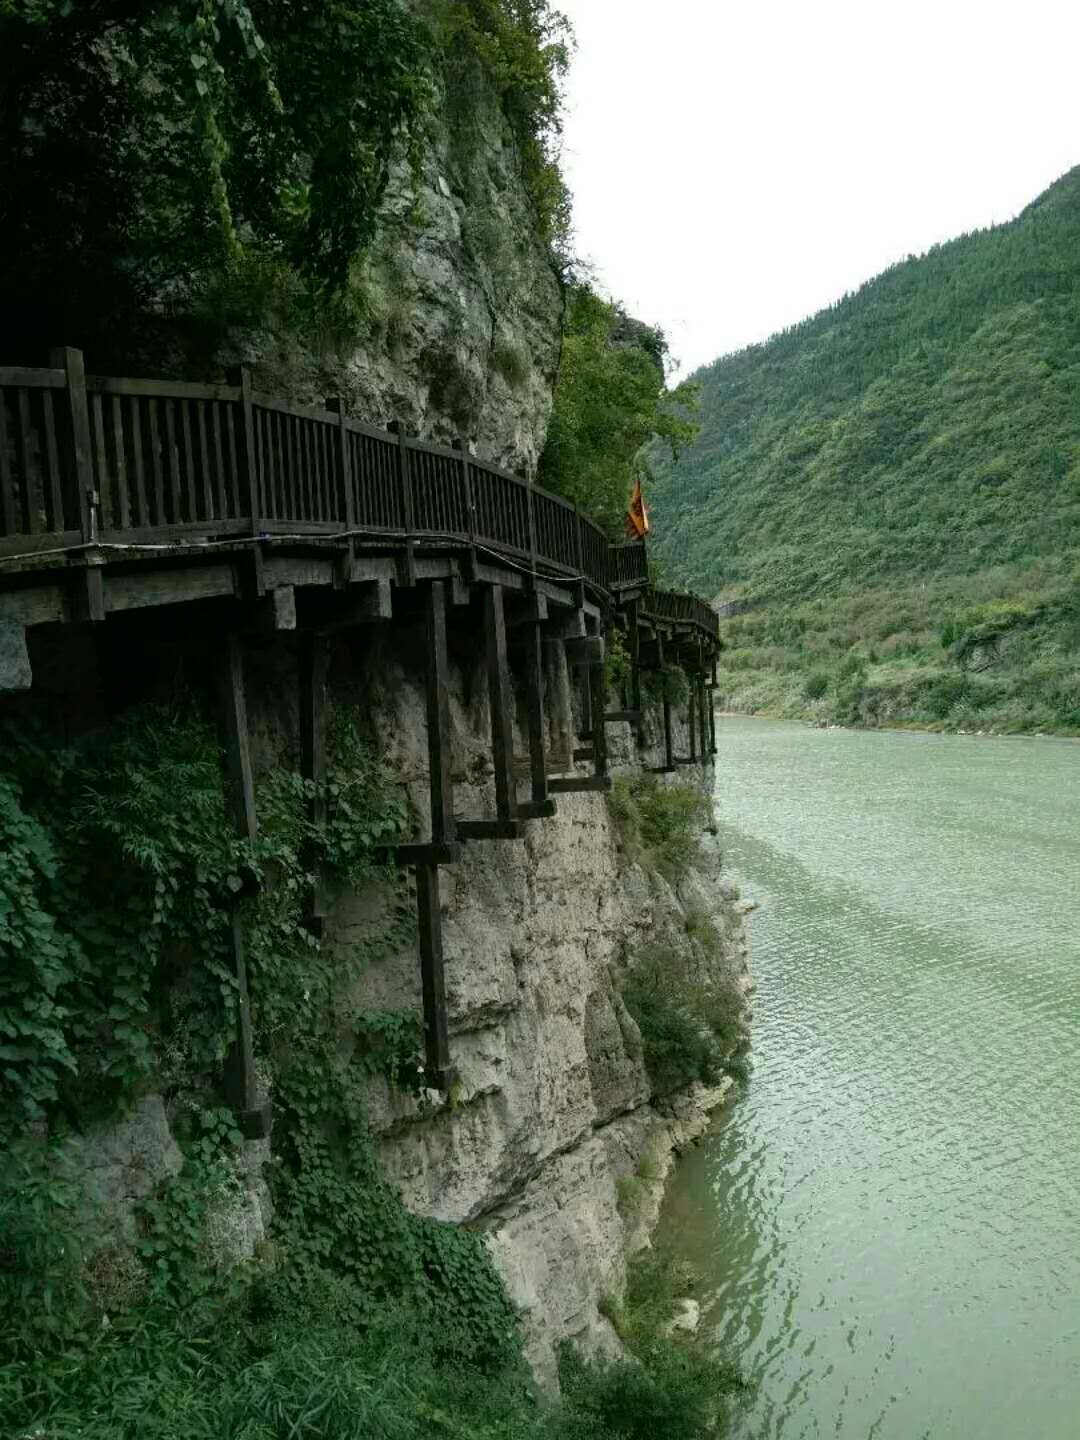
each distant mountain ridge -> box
[647,166,1080,733]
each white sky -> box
[557,0,1080,377]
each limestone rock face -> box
[321,635,750,1385]
[232,71,562,477]
[61,1096,183,1246]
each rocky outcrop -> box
[233,66,563,478]
[319,628,749,1384]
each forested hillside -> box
[648,167,1080,733]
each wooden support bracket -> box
[516,799,557,820]
[456,818,525,841]
[376,841,463,867]
[300,579,391,630]
[548,775,613,795]
[524,609,549,807]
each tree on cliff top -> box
[539,284,700,537]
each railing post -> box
[572,501,584,577]
[453,437,475,541]
[231,366,265,595]
[453,436,477,583]
[525,476,537,580]
[226,366,260,537]
[50,347,95,543]
[327,398,354,585]
[389,420,416,586]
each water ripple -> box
[658,719,1080,1440]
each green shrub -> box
[804,669,830,700]
[621,943,745,1096]
[608,774,710,881]
[558,1334,746,1440]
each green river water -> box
[658,716,1080,1440]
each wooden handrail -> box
[0,356,714,637]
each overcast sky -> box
[556,0,1080,377]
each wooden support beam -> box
[563,634,605,665]
[708,682,717,755]
[687,672,698,764]
[299,631,329,935]
[70,562,105,623]
[524,613,549,806]
[425,582,456,844]
[377,841,463,867]
[589,662,609,780]
[576,661,592,742]
[299,579,392,630]
[216,632,270,1139]
[572,746,594,763]
[604,710,642,724]
[516,799,557,820]
[415,863,452,1092]
[548,775,613,795]
[456,818,525,841]
[249,586,295,632]
[628,598,643,729]
[484,585,516,822]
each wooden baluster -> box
[15,390,40,534]
[389,420,415,585]
[0,393,15,537]
[327,398,354,583]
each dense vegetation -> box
[609,775,749,1095]
[0,0,570,369]
[539,286,699,536]
[648,167,1080,733]
[0,703,742,1437]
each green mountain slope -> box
[648,167,1080,733]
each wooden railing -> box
[644,586,719,641]
[0,358,660,599]
[0,357,726,644]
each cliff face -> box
[52,612,747,1387]
[235,67,563,477]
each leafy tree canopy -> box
[539,284,699,537]
[0,0,570,363]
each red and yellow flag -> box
[625,476,649,539]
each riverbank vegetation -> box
[648,166,1080,735]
